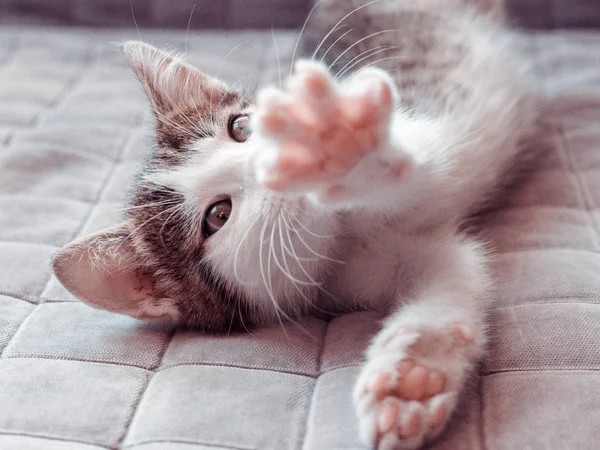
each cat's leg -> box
[251,59,414,205]
[253,58,528,217]
[353,234,489,450]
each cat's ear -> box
[53,222,179,321]
[121,40,227,115]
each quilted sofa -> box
[1,1,600,449]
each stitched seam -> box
[493,247,600,257]
[123,437,256,450]
[478,375,486,450]
[490,299,600,310]
[298,322,329,450]
[158,360,317,377]
[1,356,320,378]
[116,329,176,449]
[484,367,600,376]
[0,51,97,357]
[1,355,154,371]
[0,430,109,449]
[0,291,39,304]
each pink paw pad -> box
[400,408,422,438]
[395,360,446,401]
[378,401,399,433]
[430,401,449,427]
[254,59,400,194]
[377,401,423,439]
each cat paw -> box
[252,60,408,193]
[353,324,476,450]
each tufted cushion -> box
[0,26,599,449]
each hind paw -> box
[354,324,477,450]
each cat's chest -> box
[325,219,416,309]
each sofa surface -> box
[0,25,599,450]
[3,0,600,29]
[0,0,311,28]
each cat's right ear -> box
[52,222,179,321]
[121,40,227,115]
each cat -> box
[52,0,537,448]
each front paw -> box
[354,324,476,450]
[252,60,408,194]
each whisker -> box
[184,3,197,55]
[153,94,210,140]
[129,0,142,41]
[258,214,290,332]
[288,205,337,239]
[276,215,324,319]
[114,203,183,257]
[311,0,383,60]
[281,210,342,306]
[209,39,251,124]
[333,45,390,78]
[319,26,353,62]
[160,202,186,248]
[233,213,262,285]
[362,54,406,70]
[334,45,398,81]
[290,0,327,76]
[272,216,321,286]
[108,199,180,214]
[281,212,344,263]
[329,29,397,69]
[271,28,282,89]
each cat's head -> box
[53,42,337,333]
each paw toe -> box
[378,400,400,434]
[277,143,319,171]
[292,60,334,101]
[399,407,422,438]
[428,393,456,428]
[258,111,287,135]
[425,370,446,397]
[371,371,393,398]
[399,365,429,401]
[349,67,397,108]
[430,401,448,427]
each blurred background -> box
[0,0,599,30]
[0,0,311,29]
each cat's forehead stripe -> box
[129,182,247,332]
[150,91,251,167]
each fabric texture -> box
[506,0,600,28]
[3,0,600,29]
[0,0,311,28]
[0,25,600,449]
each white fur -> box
[144,47,530,447]
[58,3,536,449]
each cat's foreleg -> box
[251,59,418,208]
[353,234,489,450]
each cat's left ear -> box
[52,222,179,321]
[121,40,228,115]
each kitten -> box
[53,0,537,448]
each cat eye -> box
[228,114,251,142]
[204,199,232,237]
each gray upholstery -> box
[0,0,311,28]
[0,25,600,449]
[3,0,600,29]
[506,0,600,28]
